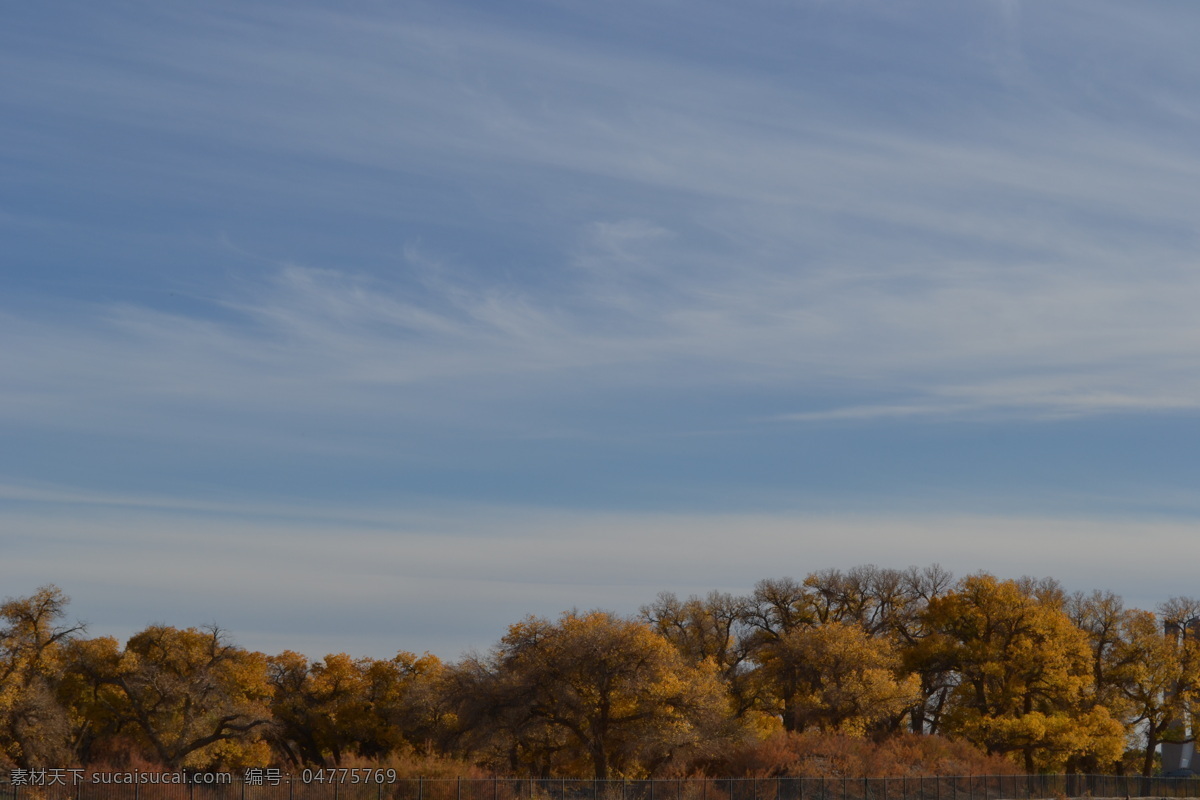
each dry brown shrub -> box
[708,732,1020,778]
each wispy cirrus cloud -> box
[5,223,1200,441]
[3,1,1200,458]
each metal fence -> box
[4,775,1200,800]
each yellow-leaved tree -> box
[463,610,734,779]
[85,625,273,769]
[1110,602,1200,776]
[640,591,758,718]
[927,574,1124,772]
[760,621,920,736]
[0,586,84,768]
[267,650,446,767]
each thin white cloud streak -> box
[4,246,1200,437]
[1,486,1192,658]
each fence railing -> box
[2,775,1199,800]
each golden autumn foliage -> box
[0,586,82,768]
[267,649,446,767]
[764,622,920,737]
[1111,606,1200,776]
[57,635,127,765]
[4,567,1200,778]
[99,625,273,769]
[925,574,1125,772]
[641,591,756,716]
[459,611,736,779]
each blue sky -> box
[4,0,1200,658]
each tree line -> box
[2,565,1197,779]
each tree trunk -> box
[1142,731,1157,778]
[591,742,609,780]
